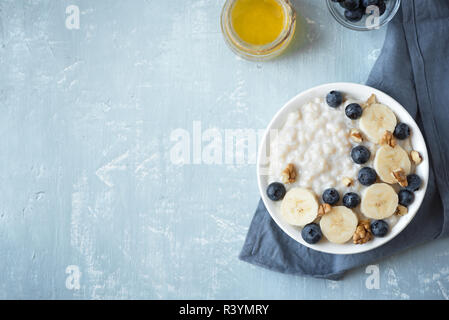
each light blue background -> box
[0,0,448,299]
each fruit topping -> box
[267,182,286,201]
[326,91,343,108]
[370,219,389,237]
[320,206,358,244]
[280,188,319,226]
[360,103,397,143]
[361,183,398,219]
[322,188,340,205]
[342,192,361,208]
[351,145,371,164]
[345,103,363,119]
[398,189,414,207]
[374,145,411,184]
[358,167,377,186]
[406,174,421,192]
[301,223,322,244]
[393,122,410,140]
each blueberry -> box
[358,167,377,186]
[345,103,363,119]
[344,8,364,22]
[301,223,322,244]
[398,189,414,206]
[266,182,286,201]
[393,123,410,140]
[326,91,343,108]
[342,192,361,208]
[351,145,371,164]
[362,0,378,6]
[406,174,422,192]
[370,219,389,237]
[378,0,386,16]
[341,0,360,10]
[322,188,340,205]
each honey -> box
[221,0,296,60]
[231,0,286,46]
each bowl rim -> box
[326,0,402,31]
[257,82,429,255]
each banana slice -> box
[360,103,397,143]
[374,145,411,184]
[280,188,319,226]
[320,206,358,244]
[361,183,398,219]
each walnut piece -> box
[353,220,373,244]
[379,130,397,147]
[281,163,297,184]
[410,150,422,165]
[395,205,408,216]
[391,168,408,187]
[317,203,332,218]
[349,128,363,143]
[362,94,378,109]
[342,177,353,187]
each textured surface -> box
[0,0,448,299]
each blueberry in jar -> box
[358,167,377,186]
[322,188,340,205]
[393,123,410,139]
[326,91,343,108]
[406,174,422,192]
[351,145,371,164]
[344,8,365,22]
[266,182,286,201]
[398,189,414,206]
[342,192,361,208]
[345,103,363,119]
[362,0,378,6]
[341,0,360,10]
[370,219,389,237]
[301,223,322,244]
[378,0,386,16]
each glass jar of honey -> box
[221,0,296,61]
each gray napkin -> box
[239,0,449,280]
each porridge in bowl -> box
[265,90,424,246]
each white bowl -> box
[257,82,429,255]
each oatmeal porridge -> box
[264,90,423,245]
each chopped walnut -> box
[410,150,422,165]
[379,130,397,147]
[395,205,408,216]
[353,220,373,244]
[342,177,354,187]
[281,163,297,184]
[362,94,378,109]
[391,168,408,187]
[317,203,332,218]
[349,128,363,143]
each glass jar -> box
[326,0,401,31]
[221,0,296,61]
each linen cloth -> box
[239,0,449,280]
